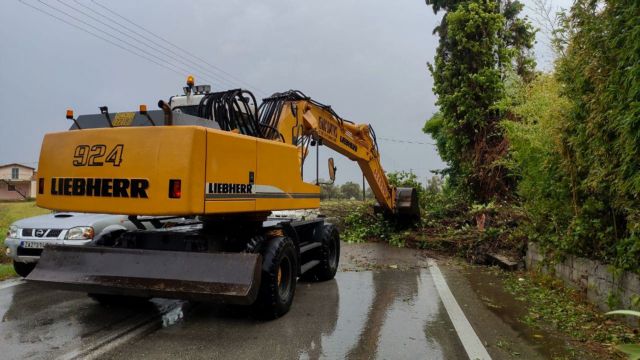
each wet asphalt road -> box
[0,243,575,360]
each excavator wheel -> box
[253,236,298,319]
[302,224,340,282]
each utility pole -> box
[362,173,366,201]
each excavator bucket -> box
[27,245,261,305]
[395,187,421,222]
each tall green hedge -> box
[505,0,640,270]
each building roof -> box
[0,163,36,170]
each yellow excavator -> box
[29,77,419,318]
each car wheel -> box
[13,261,36,278]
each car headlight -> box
[65,226,94,240]
[7,225,19,238]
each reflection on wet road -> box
[0,282,182,360]
[101,269,468,360]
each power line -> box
[53,0,231,88]
[38,0,222,84]
[61,0,240,91]
[377,137,435,145]
[25,0,205,82]
[22,0,268,96]
[21,0,265,94]
[91,0,269,97]
[18,0,188,80]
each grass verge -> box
[0,201,51,264]
[0,263,16,281]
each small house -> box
[0,163,37,200]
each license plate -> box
[21,241,53,249]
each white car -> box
[4,212,173,277]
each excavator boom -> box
[259,90,419,219]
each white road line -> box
[428,259,492,360]
[0,278,24,290]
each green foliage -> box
[319,181,340,200]
[386,170,422,190]
[319,180,363,200]
[388,232,408,248]
[340,181,362,200]
[503,74,575,252]
[385,170,470,221]
[386,170,426,207]
[341,203,394,244]
[607,310,640,359]
[0,263,16,281]
[424,0,535,202]
[502,1,640,272]
[553,0,640,270]
[505,272,639,351]
[1,201,50,264]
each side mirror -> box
[328,158,337,183]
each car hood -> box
[12,213,128,229]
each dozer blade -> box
[27,245,261,305]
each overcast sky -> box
[0,0,570,186]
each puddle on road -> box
[0,282,187,360]
[103,269,468,360]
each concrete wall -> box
[527,243,640,327]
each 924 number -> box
[73,144,124,167]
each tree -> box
[319,180,340,200]
[423,0,535,202]
[340,182,362,200]
[365,187,375,200]
[425,175,443,195]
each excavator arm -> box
[259,91,419,219]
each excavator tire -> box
[302,224,340,282]
[253,236,298,319]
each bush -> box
[341,203,394,243]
